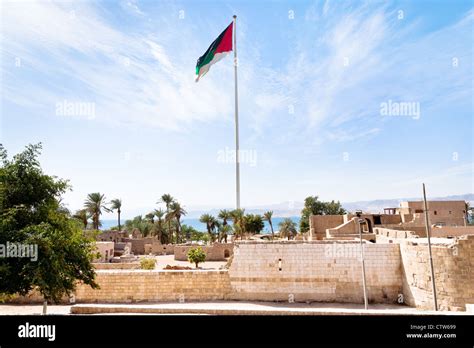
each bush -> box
[187,247,206,268]
[140,258,156,270]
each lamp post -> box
[356,210,368,310]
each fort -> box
[9,200,474,312]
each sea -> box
[100,216,300,233]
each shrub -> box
[140,258,156,270]
[187,247,206,268]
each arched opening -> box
[364,218,373,233]
[224,249,230,258]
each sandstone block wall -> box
[228,241,402,303]
[380,215,402,225]
[400,235,474,311]
[73,270,231,303]
[174,243,233,261]
[309,215,344,240]
[92,263,140,270]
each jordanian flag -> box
[195,22,233,82]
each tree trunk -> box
[42,300,47,315]
[177,219,181,244]
[270,221,274,240]
[118,209,121,231]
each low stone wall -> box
[374,227,420,241]
[149,243,175,255]
[10,270,231,304]
[228,241,402,303]
[400,235,474,311]
[431,226,474,237]
[375,226,474,241]
[122,237,158,255]
[93,263,140,270]
[174,243,233,261]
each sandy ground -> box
[152,254,227,270]
[0,302,469,315]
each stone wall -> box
[93,242,115,262]
[122,237,158,255]
[400,235,474,311]
[150,243,175,255]
[93,263,140,270]
[9,238,473,311]
[11,270,231,304]
[309,215,344,240]
[374,226,474,241]
[174,243,233,261]
[227,241,402,303]
[380,215,402,225]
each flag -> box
[195,22,233,82]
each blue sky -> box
[1,0,473,219]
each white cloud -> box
[1,0,233,131]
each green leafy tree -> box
[299,196,346,233]
[187,247,206,268]
[84,192,111,230]
[279,218,297,240]
[109,199,122,231]
[263,211,274,240]
[0,143,98,312]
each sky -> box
[1,0,473,219]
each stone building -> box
[309,200,468,240]
[93,242,114,262]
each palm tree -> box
[219,224,232,243]
[154,209,166,242]
[200,214,216,242]
[279,218,297,240]
[218,209,232,226]
[159,194,175,242]
[230,208,245,239]
[73,209,89,229]
[167,201,187,243]
[465,201,473,225]
[263,211,274,240]
[84,192,111,230]
[110,199,122,231]
[145,212,155,224]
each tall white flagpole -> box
[233,15,241,209]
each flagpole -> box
[423,183,438,311]
[233,15,241,209]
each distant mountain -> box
[342,194,474,214]
[184,193,474,218]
